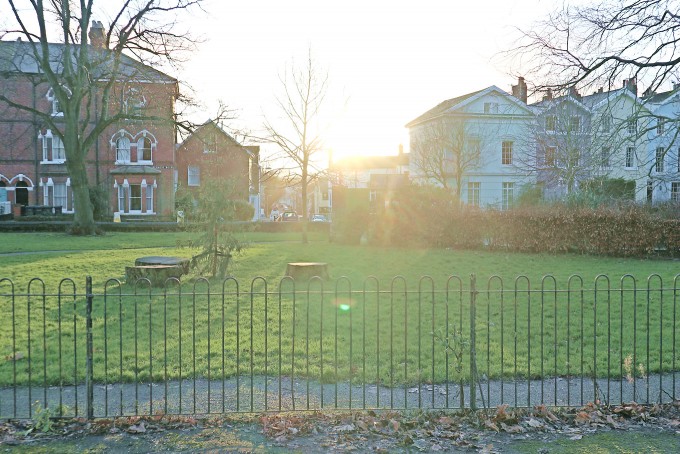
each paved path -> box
[2,373,679,419]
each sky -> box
[1,0,563,161]
[178,0,561,161]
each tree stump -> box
[126,265,183,286]
[135,256,190,274]
[285,262,329,281]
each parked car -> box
[278,211,299,221]
[311,214,328,222]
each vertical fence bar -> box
[86,276,94,419]
[469,274,477,411]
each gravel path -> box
[2,372,679,419]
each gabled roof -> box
[531,93,590,113]
[177,120,254,157]
[405,85,533,128]
[0,39,176,83]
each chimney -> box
[624,77,637,96]
[88,20,106,49]
[511,76,528,103]
[542,88,553,102]
[398,144,404,156]
[673,82,680,91]
[598,87,603,94]
[642,86,655,98]
[568,86,581,99]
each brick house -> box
[175,121,260,217]
[0,31,178,219]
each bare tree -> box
[0,0,205,234]
[410,117,483,204]
[262,50,328,243]
[512,0,680,178]
[516,97,597,196]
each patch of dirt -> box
[2,401,680,453]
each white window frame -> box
[625,146,635,169]
[501,141,513,165]
[129,183,143,213]
[672,182,680,202]
[53,182,67,208]
[484,102,499,114]
[601,114,611,133]
[467,182,480,206]
[627,118,637,134]
[601,147,611,169]
[545,115,556,132]
[656,147,665,173]
[188,165,200,186]
[46,87,64,117]
[116,137,131,163]
[136,137,153,163]
[569,115,581,133]
[502,182,514,210]
[39,129,66,163]
[657,120,665,135]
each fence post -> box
[86,276,94,419]
[469,274,477,411]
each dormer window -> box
[46,87,63,116]
[124,88,146,117]
[38,129,66,163]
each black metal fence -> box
[0,274,679,419]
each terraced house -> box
[0,23,178,219]
[407,77,680,207]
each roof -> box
[404,89,485,127]
[642,88,680,106]
[177,120,253,157]
[0,39,176,83]
[405,85,533,128]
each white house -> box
[406,82,535,209]
[642,85,680,202]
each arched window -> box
[137,137,152,162]
[116,137,131,163]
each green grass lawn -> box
[0,232,679,387]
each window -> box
[116,137,130,163]
[188,165,200,186]
[569,115,581,133]
[656,147,665,172]
[501,141,513,165]
[628,118,637,134]
[204,133,216,153]
[124,89,146,116]
[657,120,665,135]
[601,114,611,133]
[484,102,498,114]
[137,137,152,162]
[46,87,63,116]
[129,184,142,212]
[145,183,154,212]
[322,191,329,201]
[544,146,556,166]
[467,182,480,206]
[39,129,65,163]
[53,183,67,208]
[625,146,635,168]
[672,182,680,202]
[601,147,610,168]
[117,184,127,212]
[502,182,514,210]
[545,115,556,132]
